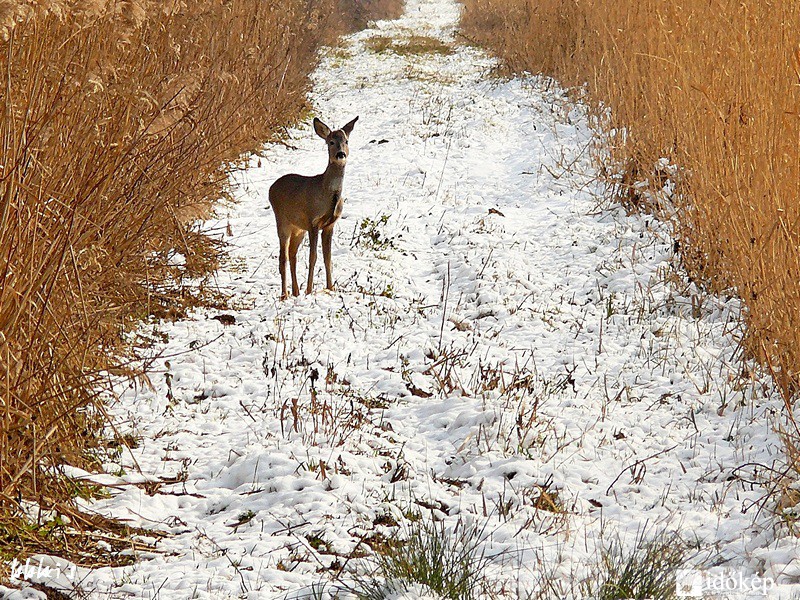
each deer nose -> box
[335,152,346,160]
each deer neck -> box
[323,162,346,193]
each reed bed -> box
[461,1,800,408]
[0,0,402,551]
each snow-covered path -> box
[58,0,800,597]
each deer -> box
[268,116,358,299]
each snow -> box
[0,586,46,600]
[10,0,800,597]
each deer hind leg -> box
[288,231,305,297]
[306,227,319,295]
[322,226,334,290]
[278,230,290,300]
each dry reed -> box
[461,1,800,405]
[0,0,403,557]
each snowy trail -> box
[43,0,800,598]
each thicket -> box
[461,1,800,414]
[0,0,402,557]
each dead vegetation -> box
[0,0,403,569]
[350,0,406,28]
[366,34,453,56]
[461,0,800,500]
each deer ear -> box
[313,118,331,140]
[341,116,359,137]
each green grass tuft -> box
[352,517,491,600]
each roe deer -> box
[269,116,358,299]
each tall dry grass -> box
[0,0,403,545]
[461,1,800,407]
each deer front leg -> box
[306,227,319,295]
[322,226,334,290]
[288,232,304,297]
